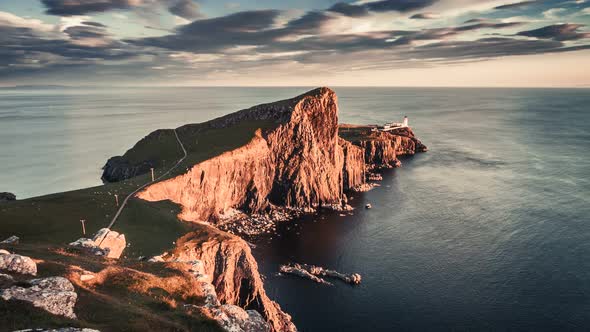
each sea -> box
[1,87,589,331]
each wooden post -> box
[150,168,155,181]
[80,219,86,235]
[114,194,119,207]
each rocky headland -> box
[1,87,426,331]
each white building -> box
[380,116,409,131]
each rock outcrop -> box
[0,252,37,275]
[137,88,347,222]
[0,277,77,319]
[166,226,296,332]
[1,235,20,244]
[69,228,126,259]
[135,88,426,223]
[340,125,427,170]
[101,129,178,183]
[0,192,16,202]
[279,263,361,286]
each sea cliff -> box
[101,87,427,331]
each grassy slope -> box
[0,119,278,331]
[0,243,223,332]
[338,125,377,143]
[0,119,276,258]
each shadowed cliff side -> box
[136,87,348,222]
[96,87,427,332]
[164,226,296,332]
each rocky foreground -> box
[1,88,426,331]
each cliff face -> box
[137,130,275,221]
[340,126,428,170]
[137,88,347,222]
[339,138,366,191]
[102,129,180,183]
[136,88,428,221]
[121,88,427,331]
[168,227,296,332]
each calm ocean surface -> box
[1,87,589,331]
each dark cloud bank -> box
[2,0,589,80]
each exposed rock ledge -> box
[101,87,427,331]
[279,263,361,286]
[0,192,16,202]
[0,276,77,319]
[135,87,427,224]
[160,225,296,332]
[69,228,126,259]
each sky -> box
[0,0,589,87]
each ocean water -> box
[1,87,589,331]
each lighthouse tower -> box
[403,116,409,127]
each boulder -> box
[1,235,19,244]
[0,253,37,275]
[279,263,361,286]
[79,274,95,282]
[92,228,126,259]
[0,192,16,202]
[195,303,270,332]
[0,277,77,319]
[219,304,270,332]
[147,255,165,263]
[70,228,126,259]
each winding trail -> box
[105,128,187,230]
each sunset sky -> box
[1,0,589,87]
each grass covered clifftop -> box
[0,87,427,332]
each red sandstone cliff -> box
[128,87,427,332]
[137,88,348,222]
[167,227,296,332]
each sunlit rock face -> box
[137,87,349,222]
[167,227,296,332]
[136,87,427,222]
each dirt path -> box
[105,128,187,230]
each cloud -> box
[2,3,590,83]
[494,1,537,10]
[82,21,107,28]
[517,23,590,40]
[327,3,369,17]
[410,12,439,19]
[132,10,282,52]
[0,13,139,77]
[0,11,55,32]
[327,0,439,18]
[400,37,587,61]
[41,0,139,16]
[167,0,203,19]
[41,0,203,19]
[366,0,439,13]
[543,8,567,19]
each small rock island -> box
[0,88,426,332]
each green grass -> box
[0,243,223,332]
[0,110,285,331]
[0,119,277,257]
[338,125,376,143]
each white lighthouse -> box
[403,116,409,127]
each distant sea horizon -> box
[1,86,589,331]
[2,85,589,90]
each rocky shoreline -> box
[279,263,362,286]
[107,87,426,331]
[1,87,426,332]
